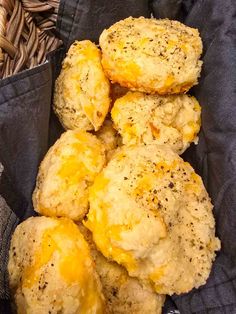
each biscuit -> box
[79,224,165,314]
[33,130,106,221]
[8,217,105,314]
[111,91,201,154]
[100,17,202,94]
[54,40,110,131]
[85,145,220,295]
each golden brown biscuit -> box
[8,217,105,314]
[95,119,122,161]
[100,17,202,94]
[111,91,201,154]
[79,224,165,314]
[85,145,220,295]
[33,130,106,221]
[54,40,110,131]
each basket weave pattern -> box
[0,0,61,79]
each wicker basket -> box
[0,0,62,79]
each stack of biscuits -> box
[8,17,220,314]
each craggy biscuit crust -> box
[33,130,106,221]
[100,17,202,94]
[79,224,165,314]
[54,40,110,131]
[86,145,220,295]
[8,217,105,314]
[111,91,201,154]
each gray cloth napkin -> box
[0,164,18,300]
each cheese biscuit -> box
[100,17,202,94]
[86,145,220,295]
[54,40,110,131]
[33,130,106,221]
[111,91,201,154]
[8,217,105,314]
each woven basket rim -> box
[0,0,61,79]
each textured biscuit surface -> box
[96,119,122,161]
[100,17,202,94]
[8,217,104,314]
[111,91,201,154]
[79,224,165,314]
[86,145,220,295]
[33,130,106,221]
[54,40,110,131]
